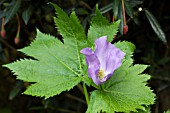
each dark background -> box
[0,0,170,113]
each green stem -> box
[83,82,90,105]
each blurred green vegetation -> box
[0,0,170,113]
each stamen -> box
[97,69,105,80]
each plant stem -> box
[121,0,126,25]
[16,13,20,38]
[83,82,90,105]
[1,18,5,31]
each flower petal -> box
[94,36,125,80]
[80,48,101,85]
[105,43,125,76]
[80,48,93,56]
[94,36,108,71]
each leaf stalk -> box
[83,82,90,105]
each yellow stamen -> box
[97,69,105,80]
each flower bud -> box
[14,37,20,44]
[123,25,128,34]
[1,30,6,38]
[1,18,6,38]
[112,16,114,22]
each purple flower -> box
[80,36,125,85]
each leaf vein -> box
[40,37,79,76]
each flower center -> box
[97,69,105,80]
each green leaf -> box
[4,30,84,98]
[135,106,151,113]
[118,2,124,35]
[114,41,136,59]
[24,75,82,99]
[99,3,113,14]
[0,108,12,113]
[51,3,88,48]
[4,3,88,98]
[86,59,155,113]
[124,0,133,18]
[4,0,21,25]
[22,6,34,24]
[112,0,120,20]
[75,8,89,15]
[132,15,141,25]
[164,110,170,113]
[83,74,100,89]
[145,10,167,44]
[0,11,7,19]
[88,6,120,46]
[5,60,82,99]
[128,0,143,7]
[9,81,23,100]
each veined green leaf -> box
[4,3,88,98]
[5,59,83,99]
[4,0,21,25]
[145,10,167,44]
[51,3,88,70]
[86,59,155,113]
[86,40,155,113]
[24,75,82,99]
[88,6,120,46]
[19,31,81,76]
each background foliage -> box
[0,0,170,113]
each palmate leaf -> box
[88,6,120,46]
[86,41,155,113]
[4,3,87,99]
[86,59,155,113]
